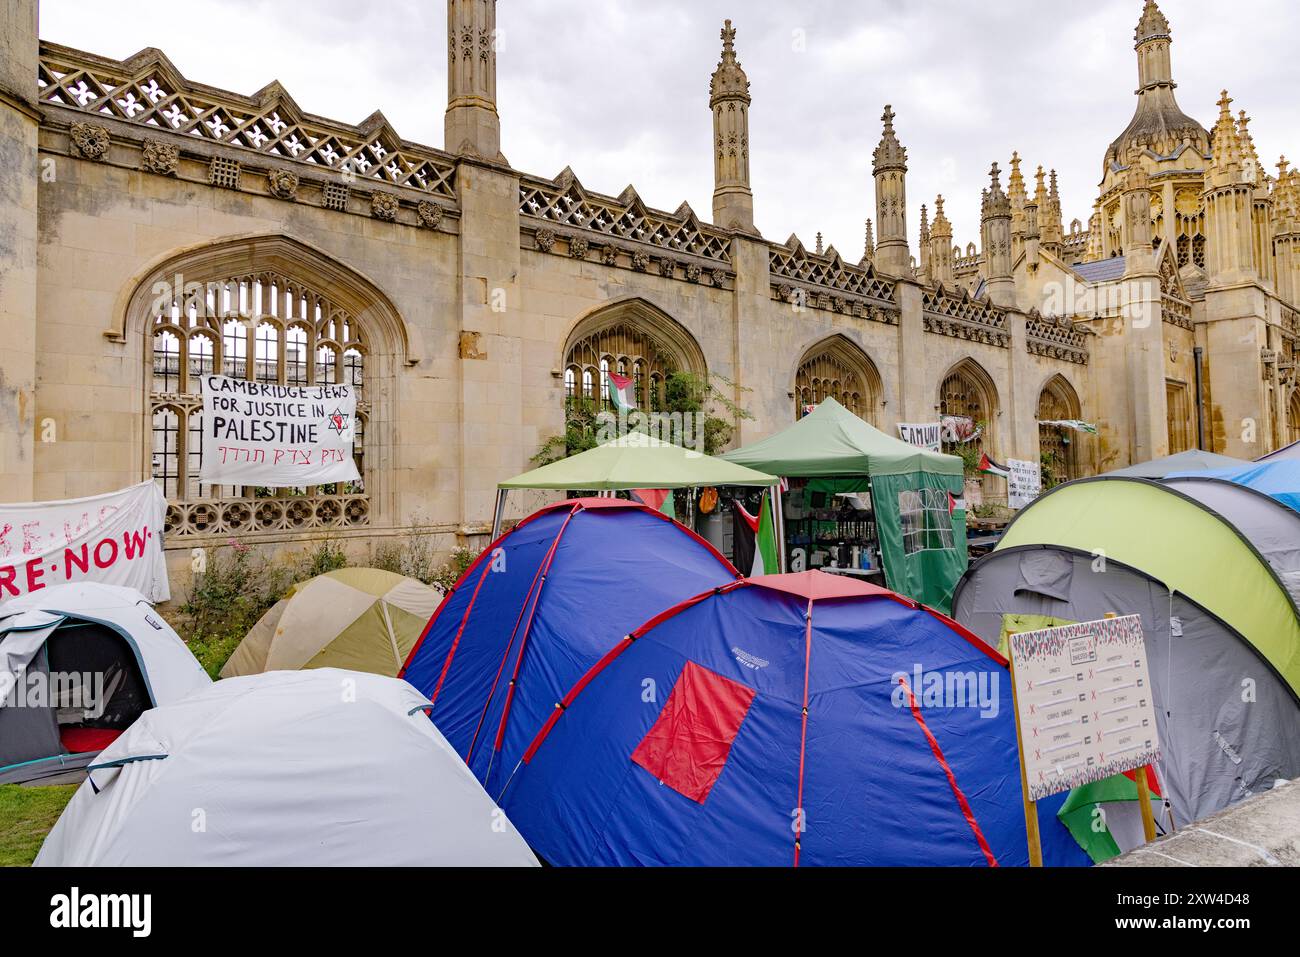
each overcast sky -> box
[39,0,1300,257]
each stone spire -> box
[1208,91,1247,177]
[1008,152,1027,258]
[815,231,824,256]
[445,0,502,160]
[861,218,875,266]
[1023,167,1042,271]
[710,19,754,232]
[981,163,1014,304]
[918,205,931,278]
[1237,110,1262,185]
[929,195,954,285]
[872,105,910,276]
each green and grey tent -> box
[952,476,1300,858]
[221,568,440,678]
[722,398,967,610]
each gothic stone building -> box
[1,0,1296,592]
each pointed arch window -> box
[794,337,881,423]
[145,268,374,536]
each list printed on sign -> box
[1009,615,1161,802]
[199,374,361,488]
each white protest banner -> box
[1006,458,1042,509]
[0,481,170,606]
[1009,615,1161,802]
[200,374,360,488]
[897,422,942,452]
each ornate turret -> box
[981,163,1014,304]
[918,205,931,279]
[872,105,910,276]
[1204,91,1257,284]
[1105,0,1208,169]
[445,0,502,160]
[710,19,755,232]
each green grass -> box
[0,784,77,867]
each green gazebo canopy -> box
[720,397,963,479]
[499,431,776,490]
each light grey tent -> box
[1,584,211,784]
[952,477,1300,834]
[1105,448,1247,478]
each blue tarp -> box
[500,572,1090,866]
[1168,461,1300,512]
[400,499,740,795]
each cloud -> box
[38,0,1300,257]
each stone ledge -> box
[1102,778,1300,867]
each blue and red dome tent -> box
[400,498,740,794]
[497,571,1089,866]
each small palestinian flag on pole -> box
[978,452,1010,479]
[736,491,780,576]
[608,372,636,412]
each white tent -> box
[35,669,539,867]
[1,584,211,784]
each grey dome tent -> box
[1105,448,1246,478]
[1,584,211,784]
[952,476,1300,836]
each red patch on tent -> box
[631,661,755,803]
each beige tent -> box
[221,568,440,678]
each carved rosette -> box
[535,228,556,252]
[569,236,589,259]
[266,168,299,199]
[417,201,444,229]
[140,139,179,175]
[70,122,110,161]
[370,191,400,222]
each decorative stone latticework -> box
[38,44,459,200]
[1026,314,1090,364]
[519,170,731,268]
[165,494,370,539]
[208,155,240,189]
[769,240,897,309]
[922,287,1010,348]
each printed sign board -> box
[1009,614,1161,802]
[199,374,360,488]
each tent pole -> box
[773,482,787,574]
[490,489,506,542]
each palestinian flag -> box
[1057,767,1169,864]
[978,452,1010,479]
[608,372,636,412]
[736,492,780,577]
[630,488,675,519]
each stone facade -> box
[0,0,1294,596]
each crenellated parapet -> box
[1026,311,1091,365]
[37,43,460,220]
[769,237,899,322]
[922,285,1009,348]
[519,168,734,286]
